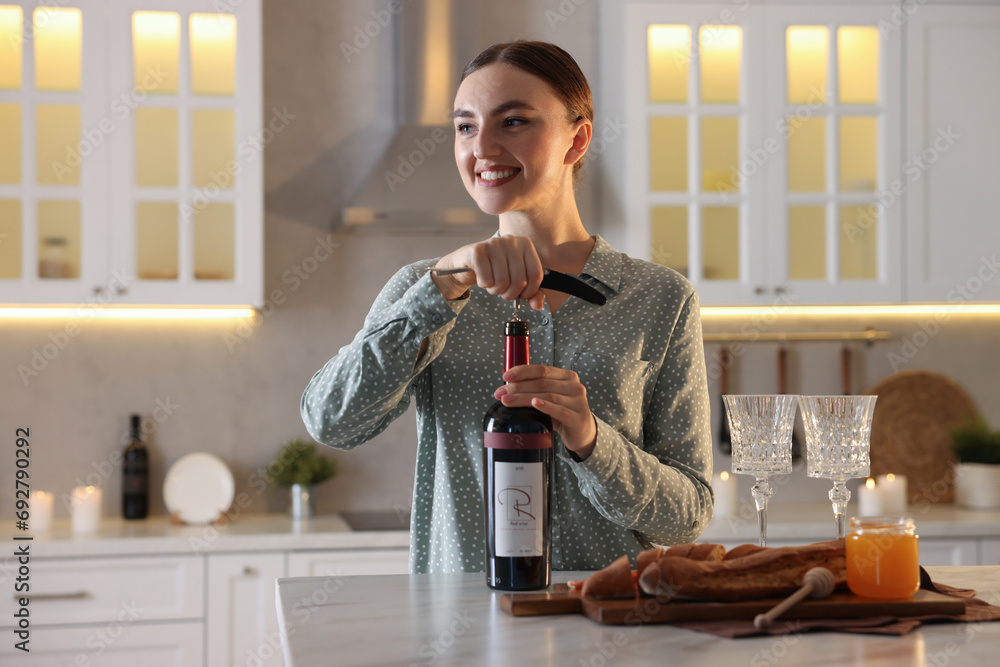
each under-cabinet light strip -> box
[701,304,1000,317]
[0,307,256,320]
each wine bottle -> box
[122,414,149,520]
[483,319,553,591]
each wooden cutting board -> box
[500,584,965,625]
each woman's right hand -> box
[431,235,547,310]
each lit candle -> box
[877,474,907,515]
[70,486,102,535]
[857,478,883,516]
[31,490,54,533]
[713,471,738,518]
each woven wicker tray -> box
[863,370,979,504]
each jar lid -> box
[848,516,916,532]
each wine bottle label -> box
[493,461,544,557]
[484,432,552,450]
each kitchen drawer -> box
[980,538,1000,566]
[918,538,979,566]
[287,549,409,577]
[0,621,203,666]
[0,554,203,627]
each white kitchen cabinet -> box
[287,548,410,577]
[0,554,203,626]
[619,2,902,305]
[980,537,1000,566]
[761,4,902,306]
[0,622,204,666]
[919,537,979,567]
[0,0,262,307]
[207,552,285,667]
[904,5,1000,303]
[0,553,204,666]
[0,2,111,304]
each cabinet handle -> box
[93,286,108,297]
[111,285,128,296]
[243,566,258,576]
[754,286,767,295]
[14,591,91,602]
[774,286,788,295]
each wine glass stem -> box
[751,477,773,547]
[829,481,851,539]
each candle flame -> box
[865,478,876,490]
[720,471,730,481]
[886,473,896,482]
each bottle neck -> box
[503,320,530,374]
[129,416,142,444]
[505,335,529,373]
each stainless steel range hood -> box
[342,0,495,232]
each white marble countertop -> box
[12,513,410,558]
[276,566,1000,667]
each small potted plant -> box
[949,418,1000,510]
[267,439,338,519]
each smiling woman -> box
[301,41,714,576]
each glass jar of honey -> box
[846,516,920,599]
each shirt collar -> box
[580,235,623,295]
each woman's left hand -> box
[494,365,597,460]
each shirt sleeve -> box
[561,291,714,546]
[300,265,468,450]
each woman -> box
[301,41,713,574]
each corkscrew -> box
[428,266,607,310]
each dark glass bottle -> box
[123,414,149,519]
[483,319,553,591]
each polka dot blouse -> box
[301,236,714,574]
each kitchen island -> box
[276,566,1000,666]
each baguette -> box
[635,542,726,575]
[581,555,635,599]
[639,539,846,601]
[639,539,847,600]
[686,543,726,562]
[635,547,666,575]
[589,543,728,599]
[722,543,768,560]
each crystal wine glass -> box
[723,395,797,547]
[797,395,878,539]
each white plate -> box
[163,453,235,525]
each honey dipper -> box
[753,567,836,630]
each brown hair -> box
[460,41,593,181]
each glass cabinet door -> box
[624,4,902,306]
[0,3,109,303]
[766,7,901,304]
[628,5,766,305]
[107,0,261,306]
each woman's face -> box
[452,63,588,217]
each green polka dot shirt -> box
[301,236,714,573]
